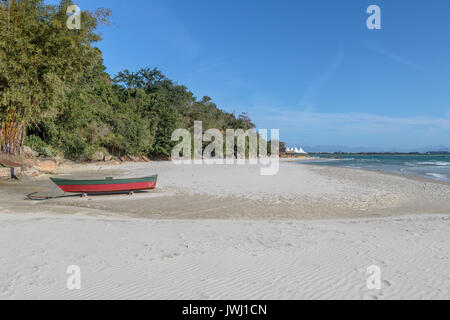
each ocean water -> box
[301,155,450,183]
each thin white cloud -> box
[254,109,450,133]
[299,47,344,111]
[229,102,450,147]
[194,57,231,74]
[364,41,423,71]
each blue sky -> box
[63,0,449,149]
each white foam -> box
[417,161,450,166]
[426,173,448,181]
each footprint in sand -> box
[362,279,392,300]
[382,280,392,288]
[364,294,379,300]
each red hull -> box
[58,181,157,193]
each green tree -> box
[1,1,261,161]
[0,0,110,154]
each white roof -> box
[286,146,308,154]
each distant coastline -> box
[308,152,450,156]
[300,153,450,183]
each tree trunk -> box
[0,112,25,156]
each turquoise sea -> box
[301,155,450,183]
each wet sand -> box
[1,160,449,220]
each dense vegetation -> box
[0,0,255,160]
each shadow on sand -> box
[26,190,151,201]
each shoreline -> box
[300,161,450,187]
[57,158,450,189]
[1,160,449,221]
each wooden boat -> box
[49,175,158,196]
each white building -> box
[286,147,308,154]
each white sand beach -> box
[3,0,450,303]
[1,161,449,299]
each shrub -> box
[25,135,54,157]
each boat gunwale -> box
[50,175,158,186]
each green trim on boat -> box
[50,175,158,186]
